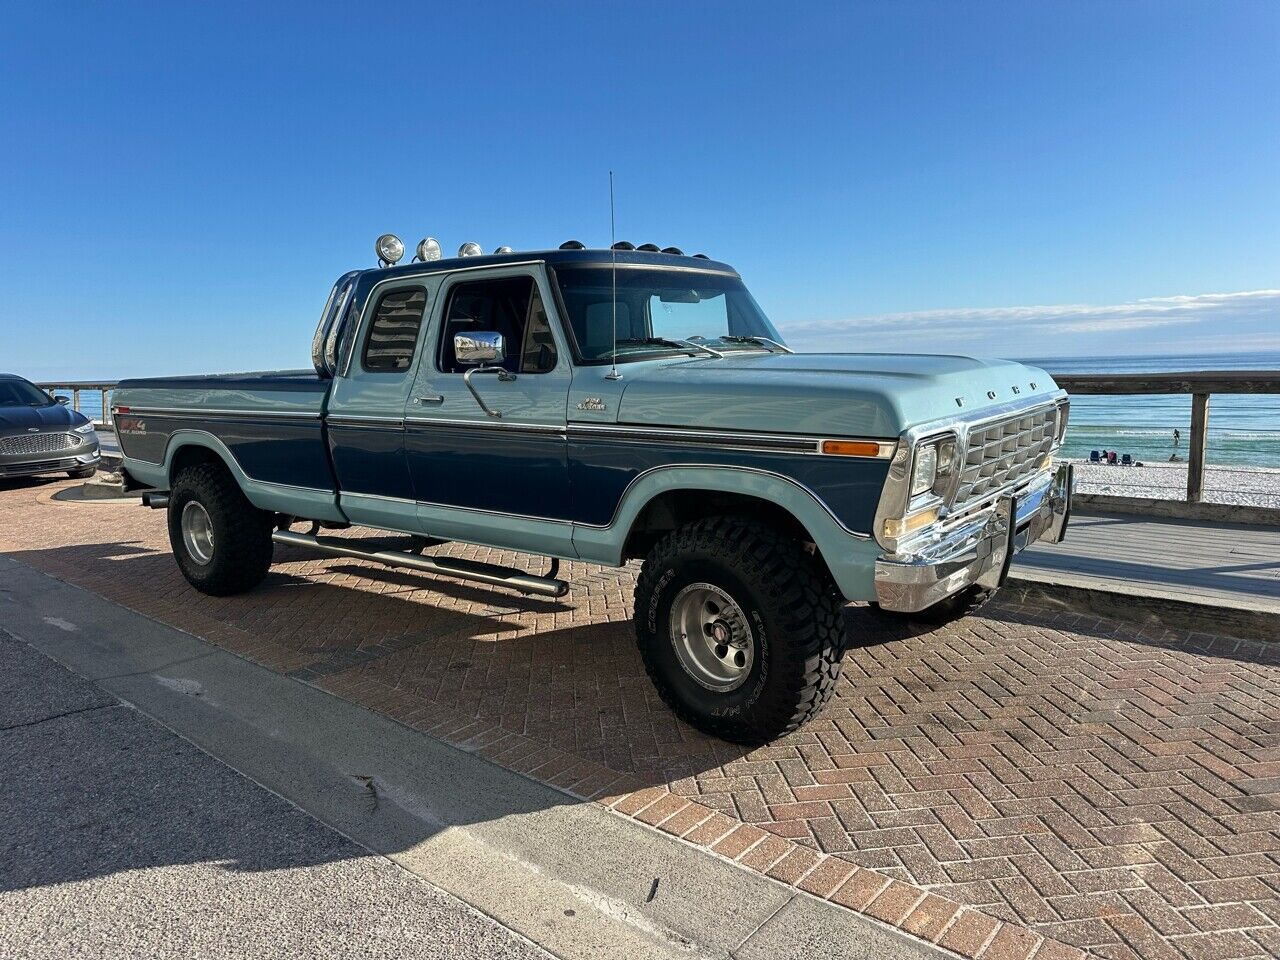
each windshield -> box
[552,266,785,363]
[0,379,55,407]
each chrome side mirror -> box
[454,331,505,366]
[454,331,513,418]
[54,395,70,405]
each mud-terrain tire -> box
[67,466,96,479]
[874,584,997,626]
[167,462,274,596]
[633,517,846,744]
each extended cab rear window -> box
[362,287,427,373]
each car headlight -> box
[910,444,937,497]
[74,422,96,435]
[909,435,958,498]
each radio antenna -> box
[605,170,622,380]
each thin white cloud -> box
[778,289,1280,343]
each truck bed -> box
[113,370,336,494]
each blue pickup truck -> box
[114,238,1071,743]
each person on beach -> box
[1174,428,1180,448]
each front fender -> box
[570,465,882,601]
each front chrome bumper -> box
[873,462,1073,613]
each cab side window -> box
[362,287,427,373]
[438,276,558,374]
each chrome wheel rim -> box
[669,583,753,692]
[181,501,215,566]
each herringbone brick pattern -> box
[3,478,1278,960]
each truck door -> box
[326,277,430,530]
[405,264,574,558]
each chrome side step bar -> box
[271,529,569,598]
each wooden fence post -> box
[1187,392,1210,503]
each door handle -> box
[414,394,445,405]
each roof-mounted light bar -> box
[373,236,705,265]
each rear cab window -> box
[362,287,428,373]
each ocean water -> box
[46,351,1280,469]
[1027,352,1280,469]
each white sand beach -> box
[1068,459,1280,509]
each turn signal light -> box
[821,440,885,458]
[883,508,939,539]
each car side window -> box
[361,287,428,373]
[438,275,558,375]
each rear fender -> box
[158,431,345,523]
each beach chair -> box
[1089,450,1101,463]
[1121,453,1133,466]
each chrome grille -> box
[955,405,1059,504]
[0,432,76,456]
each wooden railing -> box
[1050,370,1280,504]
[36,381,119,429]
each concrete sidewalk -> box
[0,627,548,960]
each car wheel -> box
[633,517,846,744]
[167,462,274,596]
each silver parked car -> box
[0,374,101,480]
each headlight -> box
[74,422,96,435]
[910,435,959,499]
[910,444,937,497]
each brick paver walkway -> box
[3,478,1278,960]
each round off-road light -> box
[415,237,442,262]
[376,234,404,265]
[559,239,586,250]
[636,243,660,252]
[611,241,636,251]
[494,245,514,254]
[458,241,483,257]
[661,246,684,255]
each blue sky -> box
[2,1,1278,379]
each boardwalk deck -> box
[1021,511,1280,611]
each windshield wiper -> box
[616,337,724,359]
[718,335,794,354]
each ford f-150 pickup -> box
[114,238,1072,743]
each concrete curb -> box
[1007,569,1278,644]
[1076,493,1280,527]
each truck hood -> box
[615,353,1059,437]
[0,403,88,435]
